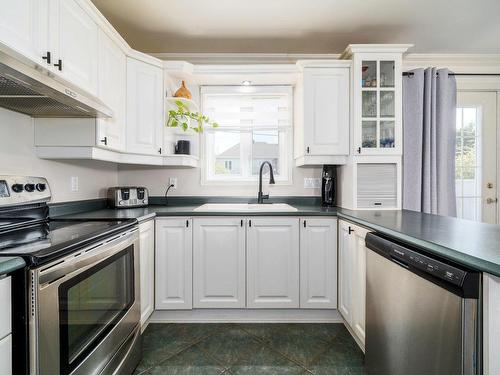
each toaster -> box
[107,187,149,208]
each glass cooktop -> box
[0,219,136,266]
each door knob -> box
[486,198,498,204]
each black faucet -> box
[257,161,275,204]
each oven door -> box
[31,228,140,375]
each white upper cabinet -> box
[155,218,193,310]
[0,0,47,63]
[300,218,338,309]
[193,218,246,308]
[97,30,126,151]
[139,220,155,327]
[342,45,411,156]
[294,61,350,166]
[126,57,164,155]
[48,0,99,96]
[247,218,300,308]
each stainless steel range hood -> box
[0,51,112,118]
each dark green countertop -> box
[0,256,26,276]
[55,199,500,277]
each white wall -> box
[117,164,322,196]
[0,108,118,202]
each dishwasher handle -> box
[365,232,480,299]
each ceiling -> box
[91,0,500,54]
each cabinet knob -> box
[348,226,354,234]
[54,59,63,71]
[100,137,107,145]
[42,51,51,64]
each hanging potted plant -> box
[166,100,219,133]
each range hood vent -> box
[0,51,112,118]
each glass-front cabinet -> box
[343,45,410,155]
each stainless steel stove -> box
[0,176,142,375]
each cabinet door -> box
[0,335,12,375]
[155,218,192,310]
[0,0,47,63]
[303,67,349,156]
[96,30,126,151]
[126,57,163,155]
[352,224,369,346]
[193,218,246,308]
[247,218,300,308]
[49,0,99,95]
[139,220,154,326]
[300,218,337,308]
[338,220,353,324]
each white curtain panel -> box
[403,68,457,216]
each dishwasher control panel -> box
[390,243,466,287]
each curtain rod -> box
[403,72,500,77]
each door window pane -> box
[380,61,395,88]
[361,61,377,88]
[380,91,395,117]
[362,121,377,148]
[380,121,395,148]
[362,91,377,117]
[455,107,481,221]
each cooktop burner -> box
[0,219,136,266]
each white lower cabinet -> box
[300,218,338,308]
[139,220,154,327]
[338,219,370,348]
[0,334,12,375]
[193,218,246,308]
[247,218,300,308]
[155,218,192,310]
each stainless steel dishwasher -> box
[365,232,481,375]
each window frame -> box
[200,85,293,185]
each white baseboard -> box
[149,309,343,323]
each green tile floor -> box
[134,323,365,375]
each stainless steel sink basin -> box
[193,203,298,212]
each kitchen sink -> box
[193,203,298,212]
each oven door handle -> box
[39,228,138,285]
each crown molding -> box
[403,53,500,73]
[152,53,340,64]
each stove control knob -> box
[12,183,24,193]
[35,183,47,192]
[24,183,35,192]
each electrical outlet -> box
[70,176,79,192]
[304,178,321,189]
[169,177,178,189]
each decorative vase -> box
[173,80,192,99]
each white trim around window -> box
[200,85,293,185]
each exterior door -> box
[456,91,498,223]
[193,218,246,308]
[247,218,300,308]
[155,218,192,310]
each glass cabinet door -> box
[360,60,396,152]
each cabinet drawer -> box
[0,277,11,339]
[0,334,12,375]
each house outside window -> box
[201,86,292,184]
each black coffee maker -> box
[321,165,337,207]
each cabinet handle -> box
[158,147,162,154]
[42,51,51,64]
[303,220,306,228]
[306,146,310,154]
[249,219,252,227]
[186,220,189,228]
[357,147,361,154]
[240,219,243,227]
[100,136,107,145]
[348,226,354,234]
[54,59,63,71]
